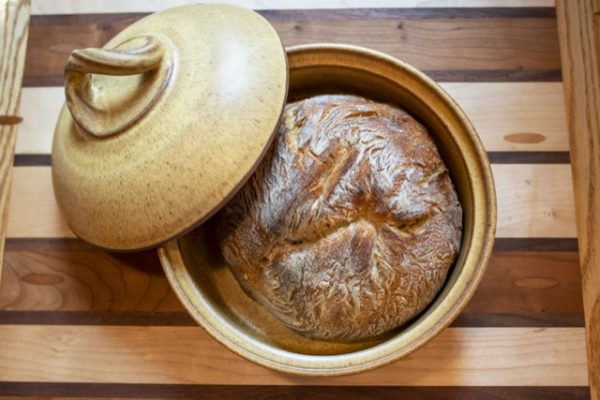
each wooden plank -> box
[0,0,30,287]
[0,250,583,327]
[445,83,568,152]
[0,385,591,400]
[30,0,556,15]
[556,1,600,399]
[15,83,569,155]
[0,325,588,385]
[494,164,576,237]
[0,250,180,312]
[22,11,560,86]
[5,165,577,239]
[16,87,61,155]
[7,167,72,238]
[464,251,582,315]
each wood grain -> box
[0,0,30,287]
[14,83,569,155]
[7,167,72,238]
[557,1,600,399]
[0,325,587,385]
[464,251,582,315]
[29,0,556,15]
[494,164,576,237]
[22,11,560,85]
[4,165,577,239]
[445,83,568,152]
[0,250,583,327]
[0,250,180,312]
[0,385,590,400]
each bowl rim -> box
[159,43,497,376]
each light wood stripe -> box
[495,164,576,237]
[30,0,555,15]
[17,87,61,155]
[15,83,568,155]
[5,165,576,239]
[0,0,31,287]
[0,325,587,385]
[8,167,72,238]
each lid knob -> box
[65,35,174,138]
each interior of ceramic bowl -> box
[160,44,495,374]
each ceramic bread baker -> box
[51,4,496,375]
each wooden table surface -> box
[0,0,591,398]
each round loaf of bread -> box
[217,94,462,341]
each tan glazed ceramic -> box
[52,4,288,251]
[158,44,497,376]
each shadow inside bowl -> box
[177,220,390,355]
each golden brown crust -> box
[217,95,462,341]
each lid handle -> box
[65,35,173,138]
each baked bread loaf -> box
[217,94,462,341]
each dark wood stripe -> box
[425,69,561,82]
[0,311,194,326]
[30,12,149,25]
[3,238,93,251]
[258,8,559,20]
[0,311,584,327]
[12,152,571,166]
[493,238,578,251]
[22,75,64,86]
[24,10,561,86]
[0,383,589,399]
[30,8,558,24]
[13,154,51,166]
[452,313,584,327]
[3,238,580,254]
[487,151,571,164]
[2,238,580,252]
[22,69,563,87]
[4,238,580,251]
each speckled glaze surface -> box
[159,44,497,376]
[51,4,288,251]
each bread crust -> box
[217,95,462,341]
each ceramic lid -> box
[51,4,288,251]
